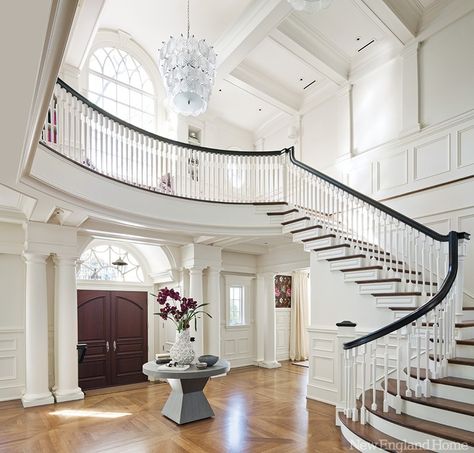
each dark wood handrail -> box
[286,147,470,243]
[343,231,462,350]
[56,79,284,157]
[48,79,471,354]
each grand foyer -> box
[1,0,474,451]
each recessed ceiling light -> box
[218,89,222,92]
[299,77,303,81]
[258,108,262,111]
[356,37,361,41]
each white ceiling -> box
[66,0,452,134]
[98,0,254,62]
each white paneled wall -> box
[0,253,25,401]
[276,308,290,361]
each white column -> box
[189,266,204,358]
[261,272,280,368]
[205,267,221,356]
[400,41,420,137]
[255,274,266,364]
[53,256,84,403]
[22,253,54,407]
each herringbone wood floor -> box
[0,362,352,453]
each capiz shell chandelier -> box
[288,0,332,12]
[158,0,216,116]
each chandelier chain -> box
[187,0,190,39]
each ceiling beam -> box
[270,20,349,86]
[214,0,293,81]
[355,0,419,45]
[226,63,299,115]
[63,0,106,69]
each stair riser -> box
[282,219,308,233]
[329,257,366,271]
[292,229,322,242]
[343,269,381,282]
[456,343,474,359]
[367,410,474,453]
[339,420,386,453]
[303,237,336,252]
[313,247,348,260]
[407,374,474,404]
[375,295,418,309]
[429,360,474,380]
[359,282,400,295]
[386,392,473,432]
[254,204,288,214]
[462,310,474,322]
[457,326,474,340]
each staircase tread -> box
[313,244,350,252]
[302,234,336,242]
[253,201,288,205]
[363,389,474,446]
[373,292,422,297]
[457,338,474,346]
[355,278,401,284]
[390,307,415,311]
[327,254,366,262]
[358,246,390,255]
[266,209,299,216]
[464,307,474,310]
[290,225,323,234]
[340,265,384,272]
[406,367,474,390]
[423,321,474,328]
[339,413,434,453]
[429,355,474,366]
[281,216,310,225]
[386,379,474,416]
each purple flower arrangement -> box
[154,287,211,332]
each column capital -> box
[53,254,79,266]
[207,266,222,274]
[22,252,50,264]
[186,265,206,274]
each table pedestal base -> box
[162,377,214,424]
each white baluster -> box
[371,342,377,411]
[415,319,422,397]
[360,345,367,424]
[383,336,389,412]
[405,324,413,396]
[352,348,359,421]
[394,330,402,414]
[424,314,431,397]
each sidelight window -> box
[229,285,245,326]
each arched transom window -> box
[77,244,145,283]
[88,47,155,131]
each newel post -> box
[455,238,468,323]
[335,320,357,426]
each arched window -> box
[87,47,155,131]
[77,244,145,283]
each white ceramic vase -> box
[169,329,195,365]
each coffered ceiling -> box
[64,0,453,134]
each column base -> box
[258,360,281,369]
[53,387,85,403]
[22,391,55,408]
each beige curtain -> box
[290,271,309,361]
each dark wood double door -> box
[78,290,148,390]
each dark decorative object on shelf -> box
[198,355,218,367]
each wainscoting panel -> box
[377,150,408,191]
[276,309,290,361]
[414,135,450,181]
[221,324,255,368]
[457,125,474,168]
[0,329,25,401]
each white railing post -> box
[335,320,357,426]
[455,238,468,323]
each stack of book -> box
[155,353,171,365]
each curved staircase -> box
[259,203,474,452]
[40,79,472,452]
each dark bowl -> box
[198,355,218,367]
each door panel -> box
[77,290,148,390]
[77,291,111,390]
[110,292,148,385]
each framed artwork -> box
[274,275,292,308]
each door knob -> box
[106,341,110,352]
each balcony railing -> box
[40,79,469,429]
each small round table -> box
[143,360,230,425]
